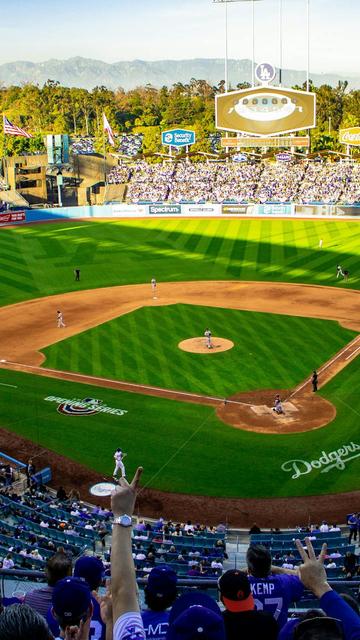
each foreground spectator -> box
[166,592,226,640]
[142,565,177,640]
[23,551,72,616]
[246,544,304,628]
[0,603,53,640]
[49,576,93,639]
[219,569,278,639]
[111,467,145,640]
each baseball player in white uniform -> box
[57,310,66,328]
[113,448,126,478]
[204,328,212,349]
[151,278,157,299]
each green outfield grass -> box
[42,304,357,397]
[0,218,359,305]
[0,364,358,499]
[0,217,359,500]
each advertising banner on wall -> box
[256,204,294,215]
[216,86,316,136]
[339,127,360,146]
[0,210,26,225]
[222,204,254,214]
[148,204,182,214]
[161,129,196,147]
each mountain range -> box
[0,57,358,91]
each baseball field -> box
[0,217,359,524]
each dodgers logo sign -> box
[44,396,128,417]
[161,129,196,148]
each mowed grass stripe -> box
[42,304,357,397]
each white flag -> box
[103,113,115,146]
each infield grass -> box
[0,364,358,499]
[0,218,359,305]
[42,304,357,397]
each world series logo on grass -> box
[44,396,128,417]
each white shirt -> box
[114,611,145,640]
[114,451,123,461]
[320,524,329,532]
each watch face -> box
[119,514,132,526]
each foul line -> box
[0,360,249,408]
[286,335,360,401]
[0,383,18,389]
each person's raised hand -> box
[111,467,143,517]
[295,537,331,598]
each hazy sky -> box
[0,0,358,74]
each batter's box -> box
[251,405,272,415]
[282,401,299,412]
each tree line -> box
[0,78,359,157]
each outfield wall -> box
[1,202,360,226]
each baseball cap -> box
[167,592,225,640]
[74,556,105,591]
[218,570,254,613]
[146,565,177,601]
[52,577,91,625]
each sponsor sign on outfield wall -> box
[281,442,360,479]
[256,204,294,215]
[222,205,253,214]
[0,210,26,224]
[339,127,360,146]
[216,86,316,136]
[148,204,182,214]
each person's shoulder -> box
[114,611,146,640]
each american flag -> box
[3,115,33,138]
[103,113,115,146]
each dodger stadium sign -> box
[45,396,127,417]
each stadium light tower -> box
[213,0,263,91]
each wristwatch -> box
[112,514,132,527]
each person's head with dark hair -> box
[51,577,93,631]
[0,603,53,640]
[145,565,177,611]
[246,544,272,578]
[293,616,344,640]
[46,551,72,587]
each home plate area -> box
[251,401,299,419]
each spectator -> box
[49,576,93,640]
[141,565,177,640]
[23,550,72,616]
[2,553,14,569]
[218,569,278,639]
[56,486,67,501]
[166,592,226,640]
[0,603,53,640]
[246,544,304,628]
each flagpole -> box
[103,130,106,184]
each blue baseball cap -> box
[167,592,225,640]
[74,556,105,590]
[52,577,92,624]
[146,565,177,600]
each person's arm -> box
[111,467,143,623]
[271,564,298,576]
[295,537,360,640]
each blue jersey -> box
[46,594,106,640]
[141,609,170,640]
[249,574,304,629]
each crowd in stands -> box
[70,138,95,155]
[117,134,144,157]
[107,159,360,205]
[0,466,359,638]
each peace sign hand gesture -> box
[295,536,331,598]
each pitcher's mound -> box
[179,337,234,354]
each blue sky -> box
[0,0,358,74]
